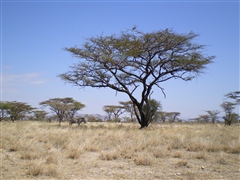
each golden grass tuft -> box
[66,148,81,159]
[134,153,156,166]
[99,150,119,160]
[194,151,207,160]
[26,161,45,177]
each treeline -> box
[0,91,239,125]
[102,91,240,125]
[102,100,182,123]
[0,97,85,123]
[193,91,239,125]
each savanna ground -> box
[0,121,239,180]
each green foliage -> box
[221,102,237,125]
[221,91,240,125]
[142,99,161,123]
[5,101,34,121]
[0,101,12,121]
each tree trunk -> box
[130,98,149,129]
[139,112,149,129]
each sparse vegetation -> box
[1,121,239,179]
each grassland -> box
[0,121,239,179]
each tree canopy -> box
[40,97,85,123]
[225,91,240,105]
[220,91,240,125]
[59,27,214,128]
[2,101,34,122]
[142,99,161,124]
[103,105,125,122]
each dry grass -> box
[0,121,239,179]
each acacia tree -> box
[32,110,48,121]
[165,112,181,123]
[66,101,85,120]
[205,110,220,123]
[221,102,238,125]
[221,91,240,125]
[59,28,214,128]
[119,101,136,122]
[40,97,85,123]
[158,111,167,123]
[5,101,34,122]
[198,114,210,123]
[103,105,125,122]
[0,101,11,121]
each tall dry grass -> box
[0,121,239,179]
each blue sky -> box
[1,0,239,119]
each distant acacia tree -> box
[119,101,136,122]
[194,110,219,124]
[59,27,214,128]
[221,102,237,125]
[103,105,125,122]
[158,111,167,123]
[205,110,220,123]
[32,110,48,121]
[198,114,210,123]
[0,101,11,121]
[4,101,34,122]
[221,91,240,125]
[165,112,181,123]
[66,101,85,120]
[40,97,85,123]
